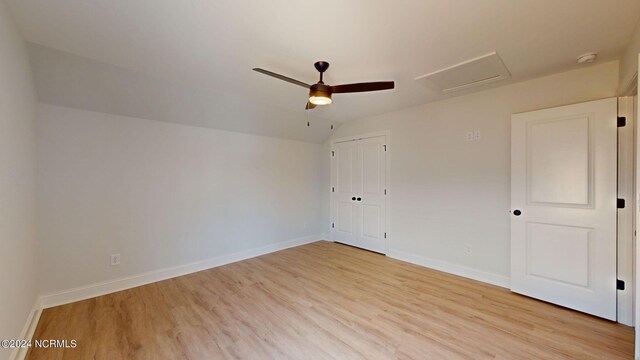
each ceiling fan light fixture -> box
[309,94,332,105]
[309,84,332,105]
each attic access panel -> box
[415,52,511,93]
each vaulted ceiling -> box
[6,0,640,143]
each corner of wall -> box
[0,2,41,359]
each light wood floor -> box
[27,241,633,359]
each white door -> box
[510,97,617,320]
[331,135,387,253]
[333,140,359,245]
[357,136,387,253]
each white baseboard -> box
[9,300,42,360]
[39,235,321,309]
[387,249,510,289]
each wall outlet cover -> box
[465,131,474,141]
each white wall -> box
[27,43,333,144]
[36,104,323,295]
[620,18,640,95]
[327,61,619,284]
[0,2,38,359]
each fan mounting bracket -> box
[314,61,330,73]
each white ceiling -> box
[6,0,640,143]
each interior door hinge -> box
[384,232,387,239]
[384,189,387,195]
[331,151,335,157]
[618,116,626,127]
[617,198,625,209]
[332,223,335,228]
[332,187,335,193]
[617,279,625,290]
[383,144,387,151]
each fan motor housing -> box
[310,83,331,95]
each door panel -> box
[511,97,617,320]
[528,116,592,206]
[362,141,382,194]
[337,202,354,232]
[527,223,591,287]
[337,145,355,194]
[361,205,381,238]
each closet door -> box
[332,140,360,246]
[331,135,386,254]
[357,136,386,253]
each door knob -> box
[352,197,356,201]
[357,197,362,201]
[513,209,522,216]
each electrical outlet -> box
[474,130,481,140]
[465,244,473,255]
[110,254,121,266]
[465,131,474,141]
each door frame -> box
[330,130,391,254]
[618,96,635,327]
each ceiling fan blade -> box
[331,81,394,93]
[305,101,316,110]
[253,68,310,89]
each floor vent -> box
[415,52,511,93]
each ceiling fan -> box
[253,61,394,109]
